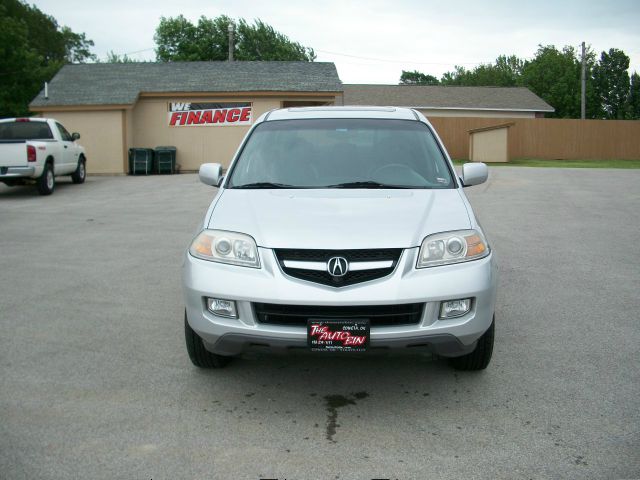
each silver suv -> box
[182,107,497,370]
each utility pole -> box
[228,23,234,61]
[581,41,586,119]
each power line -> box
[120,47,155,56]
[98,47,155,60]
[314,48,516,66]
[99,45,540,69]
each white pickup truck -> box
[0,117,86,195]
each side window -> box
[56,123,72,142]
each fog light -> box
[207,298,237,318]
[439,298,472,319]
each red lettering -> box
[239,107,251,122]
[171,107,251,126]
[310,325,327,335]
[345,336,365,346]
[200,110,213,124]
[227,108,240,122]
[320,331,350,341]
[213,109,227,123]
[187,111,201,125]
[169,112,181,126]
[310,324,366,348]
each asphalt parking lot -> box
[1,167,639,479]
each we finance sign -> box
[168,102,252,127]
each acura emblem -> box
[327,257,348,277]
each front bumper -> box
[182,247,498,357]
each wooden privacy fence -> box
[427,117,640,161]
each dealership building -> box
[29,61,552,174]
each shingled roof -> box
[343,84,554,113]
[30,61,342,107]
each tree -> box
[440,66,467,85]
[399,70,439,85]
[520,45,583,118]
[626,72,640,120]
[0,9,42,117]
[0,0,95,117]
[154,15,225,62]
[60,27,95,64]
[494,55,524,85]
[154,15,315,62]
[439,55,523,87]
[235,19,315,61]
[0,0,94,64]
[592,48,630,119]
[101,51,138,63]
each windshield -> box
[0,121,53,141]
[227,119,455,189]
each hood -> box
[208,189,471,249]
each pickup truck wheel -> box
[37,163,55,195]
[449,317,494,371]
[71,158,86,184]
[184,313,232,368]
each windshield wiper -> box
[325,181,413,189]
[232,182,295,189]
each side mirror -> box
[71,132,80,140]
[199,163,222,187]
[461,162,488,187]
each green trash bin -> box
[154,146,177,174]
[129,148,154,175]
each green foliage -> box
[0,7,41,116]
[100,51,138,63]
[592,48,630,119]
[399,70,439,85]
[520,45,581,118]
[60,27,95,64]
[627,73,640,120]
[154,15,226,62]
[440,55,523,87]
[154,15,315,62]
[520,45,604,118]
[0,0,95,117]
[235,19,315,61]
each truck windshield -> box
[227,119,455,189]
[0,121,54,141]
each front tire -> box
[449,318,494,371]
[184,313,232,368]
[71,157,86,184]
[37,163,55,195]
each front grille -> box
[253,302,424,327]
[274,248,402,287]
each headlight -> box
[189,230,260,268]
[417,229,489,268]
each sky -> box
[32,0,640,84]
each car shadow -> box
[183,351,492,444]
[0,179,78,197]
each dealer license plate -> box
[307,319,370,352]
